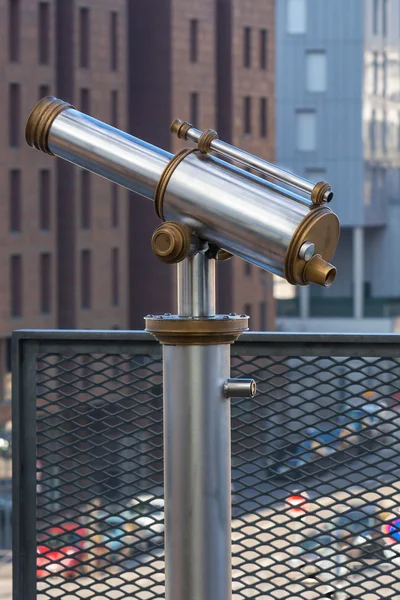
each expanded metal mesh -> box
[14,334,400,600]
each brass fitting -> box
[170,119,193,140]
[198,129,218,154]
[154,148,199,220]
[311,181,333,206]
[145,314,249,345]
[151,222,192,264]
[304,255,336,287]
[25,96,74,155]
[285,206,340,287]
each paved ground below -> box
[0,564,11,600]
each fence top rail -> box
[11,329,400,357]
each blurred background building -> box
[276,0,400,333]
[0,0,276,427]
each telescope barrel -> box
[26,97,172,201]
[26,97,340,287]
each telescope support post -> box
[146,249,254,600]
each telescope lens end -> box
[26,96,74,155]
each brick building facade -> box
[0,0,275,421]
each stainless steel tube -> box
[177,251,216,317]
[184,125,329,200]
[163,343,231,600]
[164,152,311,277]
[49,108,172,200]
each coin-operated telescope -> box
[26,97,340,600]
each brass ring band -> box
[145,315,249,345]
[25,96,74,155]
[154,148,199,220]
[198,129,218,154]
[311,181,333,206]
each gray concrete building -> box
[276,0,400,332]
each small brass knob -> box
[152,222,191,264]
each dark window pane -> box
[38,2,50,64]
[260,97,268,138]
[39,84,50,99]
[110,11,118,70]
[382,0,388,37]
[190,92,199,126]
[81,250,91,309]
[260,301,267,330]
[10,170,21,232]
[245,262,252,276]
[244,27,251,68]
[9,0,20,62]
[39,170,51,230]
[81,170,91,229]
[244,303,251,320]
[80,88,90,114]
[373,0,379,34]
[111,90,118,127]
[10,255,22,317]
[79,8,90,68]
[9,83,20,147]
[40,253,52,314]
[111,183,119,227]
[244,96,252,134]
[112,248,119,306]
[260,29,268,69]
[190,19,198,62]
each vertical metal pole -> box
[353,227,364,319]
[299,285,310,320]
[163,252,232,600]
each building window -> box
[81,250,91,309]
[39,170,51,230]
[260,97,268,138]
[40,253,52,314]
[9,0,20,62]
[244,97,252,134]
[287,0,306,34]
[370,109,376,152]
[260,29,268,70]
[10,170,21,233]
[244,303,252,320]
[38,2,50,64]
[39,84,50,99]
[382,111,387,153]
[111,248,119,306]
[260,301,267,331]
[373,0,379,34]
[382,0,388,37]
[245,262,252,276]
[306,50,327,92]
[190,19,198,63]
[81,170,91,229]
[244,27,251,67]
[10,255,22,317]
[110,11,118,71]
[190,92,199,126]
[80,88,90,114]
[79,7,90,68]
[9,83,20,147]
[296,110,316,151]
[111,184,119,227]
[382,52,387,96]
[373,51,378,95]
[306,168,325,183]
[111,90,118,127]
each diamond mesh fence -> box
[13,332,400,600]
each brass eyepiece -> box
[304,255,336,287]
[25,96,74,155]
[151,222,192,264]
